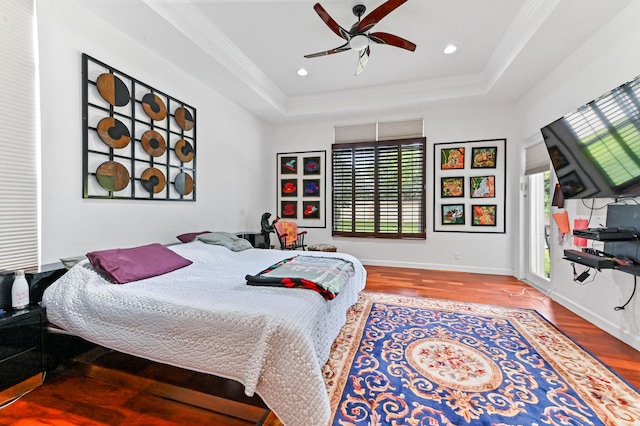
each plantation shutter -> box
[332,148,354,233]
[0,0,39,270]
[332,119,425,239]
[378,143,400,233]
[354,145,375,233]
[332,138,426,239]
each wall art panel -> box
[82,54,196,201]
[276,150,326,228]
[433,139,506,233]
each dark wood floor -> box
[1,266,639,425]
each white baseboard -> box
[360,259,513,276]
[552,291,640,353]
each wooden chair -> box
[273,220,307,250]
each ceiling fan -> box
[304,0,416,75]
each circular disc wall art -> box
[96,117,130,149]
[141,93,167,121]
[96,73,130,107]
[96,161,130,192]
[175,139,195,163]
[141,167,167,194]
[141,130,167,157]
[175,107,194,131]
[175,172,193,195]
[84,55,196,201]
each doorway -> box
[527,171,551,285]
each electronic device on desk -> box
[603,205,640,274]
[563,249,615,269]
[572,227,636,241]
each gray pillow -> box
[196,232,253,252]
[60,255,87,269]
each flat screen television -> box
[541,73,640,199]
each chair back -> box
[273,221,298,245]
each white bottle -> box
[11,270,29,310]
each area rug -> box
[322,291,640,425]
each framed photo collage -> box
[276,150,326,228]
[433,139,506,233]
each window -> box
[332,137,426,239]
[0,0,39,270]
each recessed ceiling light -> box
[443,44,458,54]
[297,68,308,76]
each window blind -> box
[334,123,376,143]
[0,0,39,270]
[335,119,424,142]
[525,142,550,175]
[332,119,426,239]
[378,119,423,140]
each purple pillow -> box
[176,231,211,243]
[87,243,192,284]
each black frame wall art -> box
[82,54,196,201]
[276,150,326,228]
[441,204,465,225]
[441,176,465,198]
[434,139,506,233]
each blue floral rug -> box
[323,292,640,425]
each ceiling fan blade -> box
[356,0,408,33]
[304,42,351,58]
[355,47,370,76]
[369,32,416,51]
[313,3,350,40]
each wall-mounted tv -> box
[541,74,640,199]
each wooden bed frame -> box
[55,342,278,424]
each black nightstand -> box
[0,305,45,405]
[236,232,269,249]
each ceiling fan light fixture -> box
[304,1,416,74]
[350,34,370,51]
[297,68,308,76]
[444,44,458,54]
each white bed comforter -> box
[42,242,367,426]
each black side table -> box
[0,305,45,405]
[236,232,269,249]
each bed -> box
[42,240,367,426]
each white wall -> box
[35,0,640,350]
[270,105,520,276]
[516,1,640,351]
[36,0,272,264]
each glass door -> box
[526,171,551,285]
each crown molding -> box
[142,0,557,122]
[142,0,288,113]
[483,0,561,88]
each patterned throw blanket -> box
[246,256,355,300]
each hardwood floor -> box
[1,266,639,425]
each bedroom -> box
[1,0,640,424]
